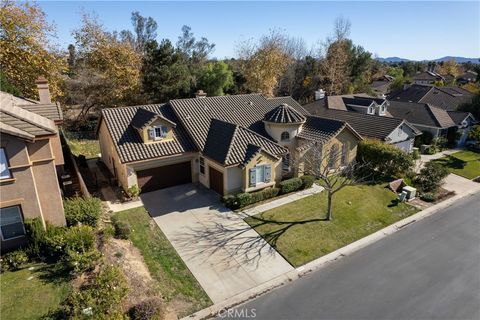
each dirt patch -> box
[102,238,165,313]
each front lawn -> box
[245,184,418,267]
[113,207,211,316]
[433,150,480,179]
[0,263,70,320]
[67,138,100,159]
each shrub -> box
[300,175,315,189]
[262,187,280,199]
[62,264,129,318]
[125,185,141,199]
[62,225,100,273]
[64,197,103,227]
[412,148,420,160]
[1,249,29,271]
[420,193,436,202]
[414,162,449,192]
[24,218,46,258]
[357,139,414,179]
[112,217,131,240]
[221,195,237,209]
[236,193,253,208]
[129,297,163,320]
[279,177,303,194]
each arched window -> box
[281,131,290,141]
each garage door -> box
[137,162,192,193]
[209,167,224,195]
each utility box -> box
[402,186,417,200]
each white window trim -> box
[0,205,26,241]
[153,125,168,140]
[199,157,205,175]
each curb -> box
[183,188,480,320]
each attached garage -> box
[136,161,192,193]
[209,167,224,195]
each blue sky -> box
[38,1,480,60]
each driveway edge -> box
[184,188,480,320]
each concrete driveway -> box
[141,183,294,303]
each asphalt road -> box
[233,193,480,320]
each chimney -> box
[314,89,325,101]
[195,90,207,99]
[35,77,51,104]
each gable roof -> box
[309,94,386,112]
[100,104,196,163]
[169,93,309,151]
[297,116,359,142]
[0,91,63,122]
[388,101,456,128]
[306,107,420,141]
[131,107,176,130]
[412,71,443,81]
[447,111,476,125]
[264,103,306,123]
[203,119,286,166]
[388,84,473,111]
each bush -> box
[24,218,46,258]
[1,249,29,271]
[357,139,414,179]
[112,217,131,240]
[420,193,436,202]
[236,193,253,208]
[279,177,303,194]
[262,187,280,199]
[300,175,315,189]
[412,148,420,160]
[125,185,141,199]
[129,297,163,320]
[64,197,103,227]
[221,195,237,208]
[414,162,450,192]
[62,264,129,318]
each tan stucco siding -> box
[140,118,175,143]
[98,119,128,189]
[324,128,359,165]
[242,152,282,193]
[264,122,304,148]
[199,157,226,192]
[50,133,65,166]
[226,166,242,194]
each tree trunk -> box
[326,191,333,221]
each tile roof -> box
[307,107,420,140]
[388,84,473,111]
[100,104,196,163]
[131,108,176,130]
[318,94,385,111]
[388,101,456,128]
[297,116,349,142]
[169,93,309,150]
[264,103,306,123]
[203,119,286,166]
[0,102,57,139]
[20,103,63,122]
[447,111,475,125]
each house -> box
[370,75,395,95]
[97,94,362,195]
[0,79,66,251]
[412,71,444,85]
[446,111,477,146]
[303,99,421,153]
[388,84,473,111]
[456,70,478,85]
[311,93,390,116]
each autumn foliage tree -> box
[0,1,66,100]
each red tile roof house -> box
[97,94,363,195]
[0,79,66,251]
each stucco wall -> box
[50,133,65,166]
[98,119,128,189]
[226,166,242,193]
[264,122,303,148]
[242,152,282,193]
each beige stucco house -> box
[0,80,66,251]
[97,94,362,196]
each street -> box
[234,193,480,320]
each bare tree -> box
[333,16,351,42]
[294,142,369,221]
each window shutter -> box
[148,129,155,139]
[161,126,168,137]
[249,168,256,187]
[264,165,272,182]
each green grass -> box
[67,138,100,159]
[245,184,418,267]
[0,263,70,320]
[433,150,480,179]
[113,207,211,315]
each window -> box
[0,148,11,180]
[249,164,272,187]
[341,143,348,166]
[0,206,25,240]
[199,157,205,175]
[328,144,339,169]
[367,107,374,115]
[154,126,168,139]
[281,131,290,141]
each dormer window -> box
[281,131,290,141]
[150,125,168,140]
[367,106,374,114]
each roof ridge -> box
[224,123,240,164]
[1,103,56,133]
[418,86,435,103]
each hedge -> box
[222,187,280,209]
[300,175,315,189]
[279,177,303,194]
[64,197,103,227]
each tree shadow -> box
[172,213,325,268]
[34,262,73,286]
[436,155,467,170]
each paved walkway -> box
[442,173,480,194]
[142,184,322,304]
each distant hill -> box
[376,56,479,64]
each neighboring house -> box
[313,93,389,116]
[0,79,66,251]
[370,75,395,95]
[303,101,421,153]
[456,70,478,85]
[97,94,362,195]
[447,111,477,146]
[388,84,473,111]
[412,71,444,85]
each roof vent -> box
[195,90,207,98]
[314,89,325,101]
